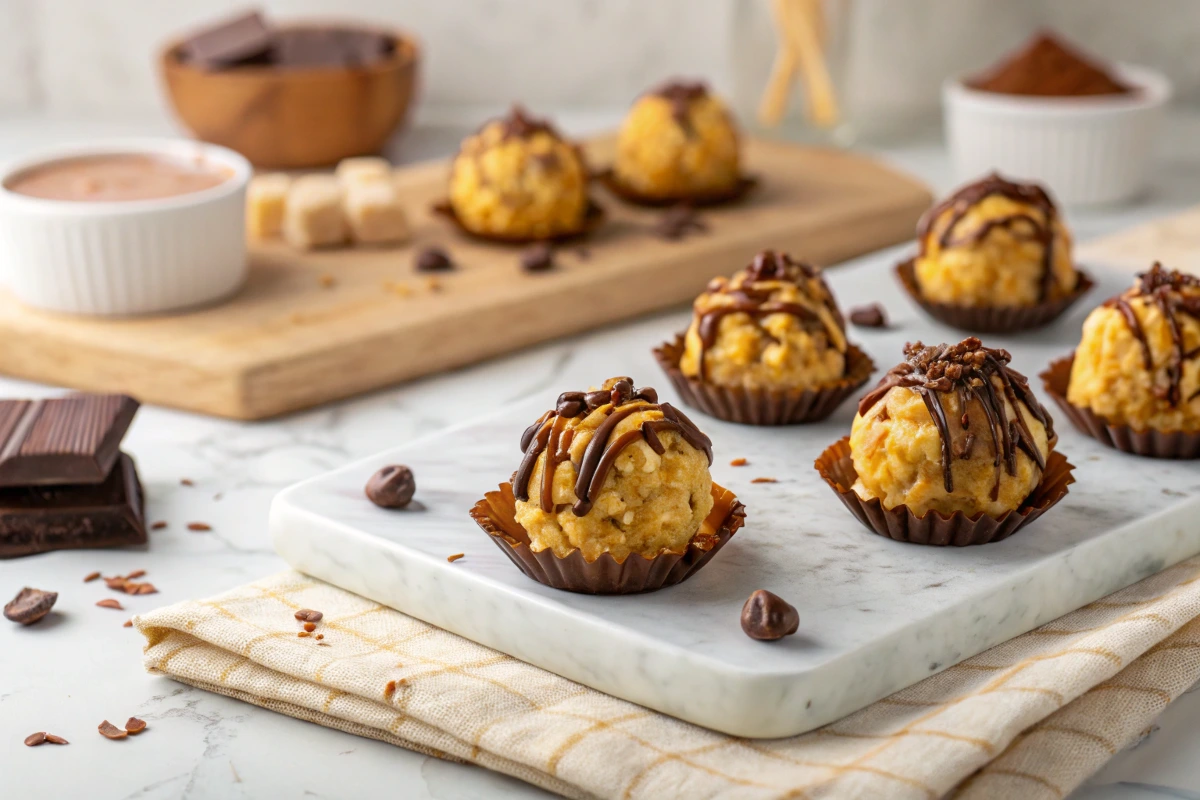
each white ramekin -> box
[943,65,1172,206]
[0,138,250,316]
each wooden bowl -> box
[160,26,419,169]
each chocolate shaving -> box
[520,243,555,273]
[97,721,127,740]
[849,303,888,328]
[654,205,707,241]
[83,571,101,583]
[124,718,147,735]
[44,734,68,745]
[415,246,454,273]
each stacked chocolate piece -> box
[0,395,145,558]
[178,10,395,71]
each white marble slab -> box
[270,250,1200,739]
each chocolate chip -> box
[415,246,453,273]
[584,390,610,410]
[4,587,58,625]
[555,391,586,418]
[848,303,888,328]
[294,609,323,623]
[44,734,68,745]
[186,522,212,531]
[365,464,416,509]
[124,718,147,735]
[654,205,707,241]
[97,721,127,740]
[520,243,554,272]
[24,732,46,747]
[740,589,799,641]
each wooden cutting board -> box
[0,137,931,420]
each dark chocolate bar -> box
[0,454,145,559]
[180,10,273,68]
[0,395,138,487]
[270,27,393,68]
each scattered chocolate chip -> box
[729,458,748,467]
[123,619,133,628]
[150,521,168,530]
[365,465,416,509]
[294,609,323,623]
[520,243,555,272]
[740,589,800,641]
[96,599,123,610]
[4,588,58,625]
[186,522,212,532]
[97,721,127,740]
[303,622,316,633]
[848,303,888,328]
[84,571,101,583]
[297,631,310,638]
[44,734,68,745]
[124,718,147,735]
[447,553,465,563]
[415,246,453,273]
[180,478,194,486]
[24,732,46,747]
[751,477,778,484]
[654,205,707,241]
[125,570,146,580]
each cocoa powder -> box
[967,32,1131,97]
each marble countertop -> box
[2,109,1200,799]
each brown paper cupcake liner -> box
[596,169,757,208]
[431,198,606,244]
[895,258,1095,333]
[1040,353,1200,459]
[652,333,875,426]
[814,437,1075,546]
[470,482,745,594]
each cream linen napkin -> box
[137,559,1200,800]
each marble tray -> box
[270,252,1200,738]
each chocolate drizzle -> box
[917,173,1061,302]
[694,251,846,381]
[651,80,709,134]
[859,338,1051,497]
[496,104,560,141]
[1103,263,1200,407]
[513,378,713,517]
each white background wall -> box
[2,0,1198,130]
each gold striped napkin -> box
[136,558,1200,800]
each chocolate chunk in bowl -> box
[470,377,745,593]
